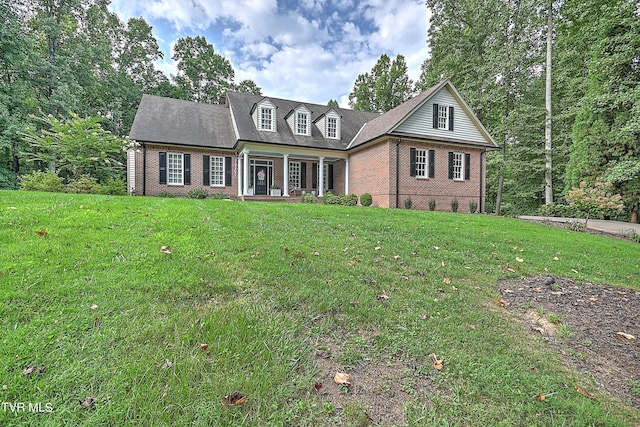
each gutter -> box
[395,138,402,208]
[479,148,486,213]
[142,143,147,196]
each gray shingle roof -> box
[129,94,236,149]
[226,91,379,150]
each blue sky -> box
[108,0,431,107]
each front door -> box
[254,165,269,195]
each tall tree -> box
[349,54,414,113]
[544,0,553,205]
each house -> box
[128,80,499,211]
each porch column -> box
[237,154,243,197]
[283,154,290,196]
[243,150,250,195]
[318,156,325,197]
[345,157,349,195]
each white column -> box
[243,150,250,195]
[283,154,290,196]
[345,157,349,195]
[318,156,325,197]
[237,154,243,197]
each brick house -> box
[128,79,498,211]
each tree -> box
[544,0,553,205]
[348,54,414,113]
[234,79,262,96]
[327,99,339,108]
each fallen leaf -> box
[350,301,359,306]
[393,255,400,260]
[334,372,351,386]
[374,246,381,250]
[420,313,429,320]
[571,269,579,274]
[553,256,559,261]
[348,260,357,266]
[401,275,409,280]
[451,286,458,292]
[79,397,95,407]
[574,386,595,399]
[284,248,290,253]
[441,261,446,267]
[516,257,524,263]
[313,251,320,256]
[588,297,597,302]
[8,206,16,209]
[2,385,6,390]
[443,278,451,285]
[466,323,476,330]
[428,353,444,370]
[160,246,172,254]
[617,332,635,340]
[90,304,98,310]
[376,294,390,301]
[161,359,173,369]
[507,268,516,273]
[433,246,440,250]
[496,299,509,307]
[222,391,248,406]
[534,393,546,401]
[314,383,323,393]
[22,365,45,376]
[36,230,48,236]
[200,343,209,350]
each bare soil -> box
[497,275,640,408]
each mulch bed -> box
[497,275,640,408]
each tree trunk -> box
[544,0,553,205]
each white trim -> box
[283,154,290,196]
[415,148,429,178]
[452,151,464,181]
[318,157,325,196]
[167,152,183,185]
[210,155,225,187]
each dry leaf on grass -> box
[376,294,390,301]
[428,353,444,370]
[200,343,209,350]
[90,304,98,310]
[616,332,635,340]
[314,383,323,393]
[574,386,595,399]
[516,257,524,263]
[22,365,45,375]
[443,278,451,285]
[350,301,359,306]
[160,246,172,254]
[79,397,95,407]
[334,372,351,387]
[36,230,48,236]
[534,393,545,401]
[222,391,248,406]
[496,299,509,307]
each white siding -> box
[287,106,311,135]
[127,149,135,194]
[396,87,487,144]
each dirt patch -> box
[497,275,640,408]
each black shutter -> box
[225,157,232,186]
[312,162,317,189]
[429,149,435,178]
[159,152,167,184]
[301,162,307,188]
[465,153,471,180]
[328,164,334,190]
[448,152,454,179]
[449,106,454,131]
[410,148,416,177]
[203,155,210,186]
[432,103,439,128]
[184,154,191,185]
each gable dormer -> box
[251,99,276,132]
[314,109,341,140]
[285,105,311,136]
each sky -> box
[108,0,431,107]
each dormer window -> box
[327,117,338,138]
[259,106,274,131]
[295,111,309,135]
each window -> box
[410,148,435,178]
[289,161,301,188]
[259,106,274,131]
[167,153,183,185]
[415,149,428,178]
[211,156,224,187]
[295,112,309,135]
[451,152,464,181]
[326,117,338,139]
[438,105,448,130]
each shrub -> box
[19,170,65,192]
[211,192,230,200]
[101,177,127,195]
[360,193,373,207]
[323,191,340,205]
[567,181,624,225]
[451,198,459,212]
[66,175,101,194]
[536,203,585,218]
[340,194,358,206]
[301,192,315,204]
[156,191,176,198]
[469,201,478,213]
[428,199,436,211]
[188,188,209,199]
[404,197,412,209]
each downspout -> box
[142,143,147,196]
[479,149,486,213]
[395,138,402,209]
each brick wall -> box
[348,141,393,207]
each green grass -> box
[1,191,638,426]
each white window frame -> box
[326,117,338,139]
[289,161,301,188]
[167,152,183,185]
[210,156,225,187]
[295,112,309,135]
[415,148,428,178]
[259,106,274,131]
[438,105,449,130]
[452,152,464,181]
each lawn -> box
[1,191,638,426]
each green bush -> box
[469,201,478,213]
[188,188,209,199]
[451,198,459,212]
[211,192,230,200]
[536,202,585,218]
[101,177,127,196]
[323,191,340,205]
[67,175,101,194]
[156,191,176,198]
[301,192,315,204]
[360,193,372,207]
[340,194,358,206]
[404,197,412,209]
[428,199,436,211]
[19,170,65,192]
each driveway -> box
[519,216,640,236]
